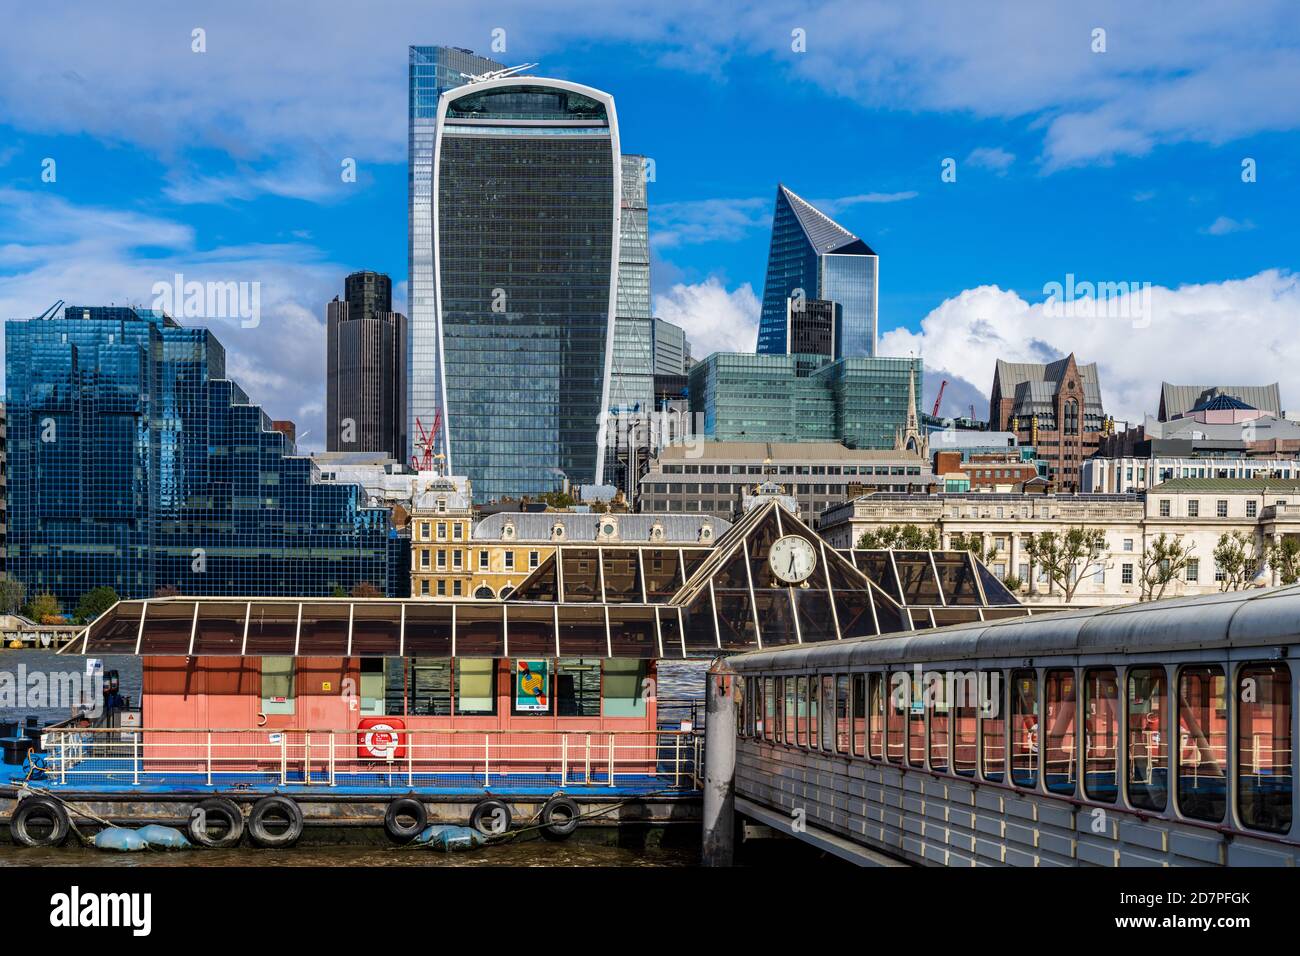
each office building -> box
[639,441,930,518]
[433,75,620,502]
[786,297,837,358]
[689,352,922,449]
[989,353,1108,493]
[326,271,407,459]
[408,45,508,463]
[5,305,402,603]
[608,154,654,418]
[755,184,878,358]
[652,317,691,376]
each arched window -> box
[473,585,495,600]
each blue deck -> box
[0,758,696,800]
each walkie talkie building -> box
[432,77,621,501]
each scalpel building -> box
[432,77,621,501]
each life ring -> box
[383,797,428,844]
[187,797,244,849]
[9,797,70,848]
[247,796,304,848]
[539,796,581,841]
[468,798,511,836]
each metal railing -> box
[40,727,702,792]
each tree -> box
[0,578,26,615]
[75,586,120,623]
[948,531,998,566]
[856,524,940,550]
[350,581,381,599]
[1268,537,1300,586]
[1213,532,1259,591]
[331,585,348,598]
[1024,526,1108,603]
[1001,574,1023,593]
[1137,533,1196,602]
[23,592,62,624]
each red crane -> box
[410,408,443,473]
[931,379,948,417]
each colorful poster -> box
[515,660,550,712]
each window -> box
[869,673,885,759]
[1121,563,1133,585]
[1011,670,1039,788]
[420,522,430,540]
[1247,500,1258,518]
[1127,667,1167,810]
[1237,664,1291,833]
[436,550,446,570]
[1216,499,1228,518]
[1044,670,1077,795]
[1187,500,1199,518]
[907,672,925,767]
[420,579,430,595]
[408,659,452,716]
[504,551,515,571]
[452,550,463,570]
[834,675,850,754]
[1122,538,1133,552]
[773,677,784,744]
[453,580,462,596]
[929,672,949,772]
[260,657,295,715]
[436,579,446,596]
[420,550,430,569]
[795,677,808,747]
[1159,499,1171,517]
[455,659,496,715]
[358,659,385,717]
[851,674,866,757]
[980,671,1005,781]
[529,550,540,569]
[478,550,489,570]
[602,660,647,718]
[1177,666,1227,822]
[437,521,447,539]
[763,678,775,740]
[1185,559,1199,582]
[809,677,821,750]
[953,675,978,777]
[1083,669,1118,802]
[453,523,463,541]
[784,677,797,743]
[887,672,907,762]
[555,659,601,717]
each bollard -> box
[702,657,738,866]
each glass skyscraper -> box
[326,270,407,459]
[608,153,654,419]
[689,352,922,449]
[5,306,402,604]
[433,78,620,501]
[755,184,878,358]
[408,46,507,465]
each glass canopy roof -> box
[67,501,1031,659]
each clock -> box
[769,535,817,584]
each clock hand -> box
[788,554,796,574]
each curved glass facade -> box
[435,80,619,501]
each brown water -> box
[0,840,697,867]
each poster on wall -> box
[515,660,550,712]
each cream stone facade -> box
[818,478,1300,607]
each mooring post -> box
[702,657,738,867]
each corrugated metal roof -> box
[1160,382,1282,421]
[1151,477,1300,492]
[471,511,729,542]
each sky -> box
[1,1,1297,450]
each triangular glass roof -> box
[779,184,876,256]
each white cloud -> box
[650,197,769,249]
[652,277,761,357]
[1202,216,1256,236]
[3,1,1289,191]
[965,146,1016,175]
[879,269,1300,426]
[0,188,338,452]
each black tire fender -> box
[540,795,581,840]
[468,797,511,836]
[247,796,304,849]
[9,797,69,848]
[187,797,244,849]
[383,797,428,844]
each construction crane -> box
[931,379,947,417]
[409,408,444,474]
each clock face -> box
[769,535,817,584]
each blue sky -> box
[1,1,1298,448]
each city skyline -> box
[0,5,1296,453]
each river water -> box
[0,650,708,867]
